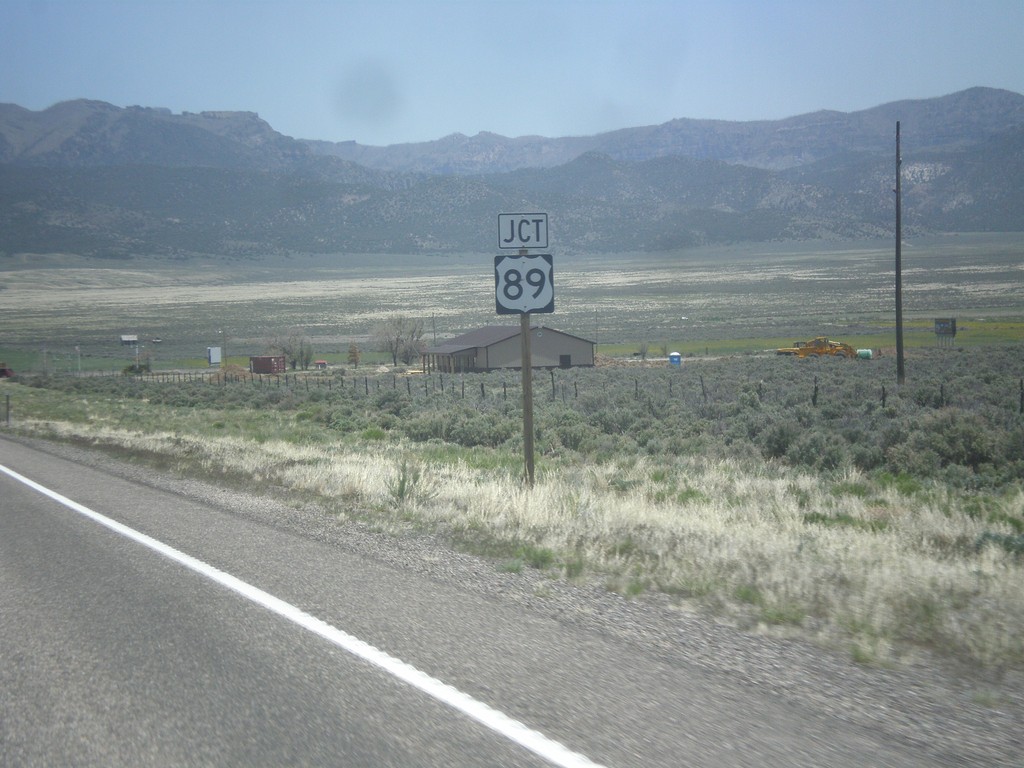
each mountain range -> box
[1,87,1022,258]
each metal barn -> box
[423,325,595,373]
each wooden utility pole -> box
[520,308,535,486]
[895,121,906,385]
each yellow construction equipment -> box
[776,336,856,358]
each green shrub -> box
[976,532,1024,557]
[373,388,411,416]
[17,344,1024,492]
[761,420,799,459]
[514,544,556,569]
[788,430,848,470]
[876,472,924,496]
[921,410,996,471]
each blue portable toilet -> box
[668,352,682,367]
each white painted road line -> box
[1,463,607,768]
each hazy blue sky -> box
[3,0,1022,146]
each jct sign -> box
[494,253,554,314]
[498,213,548,250]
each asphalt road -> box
[0,436,963,767]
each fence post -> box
[5,394,9,426]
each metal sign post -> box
[496,214,553,487]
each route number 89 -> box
[494,254,554,314]
[502,267,547,301]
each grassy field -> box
[1,233,1021,372]
[2,234,1023,674]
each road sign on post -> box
[494,253,554,314]
[496,213,551,487]
[498,213,548,250]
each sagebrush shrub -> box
[27,344,1024,488]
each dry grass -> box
[11,413,1024,670]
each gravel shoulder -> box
[7,434,1023,766]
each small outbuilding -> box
[249,355,286,374]
[423,325,595,373]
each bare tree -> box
[375,315,426,366]
[270,328,313,370]
[298,338,314,370]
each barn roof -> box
[425,325,593,355]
